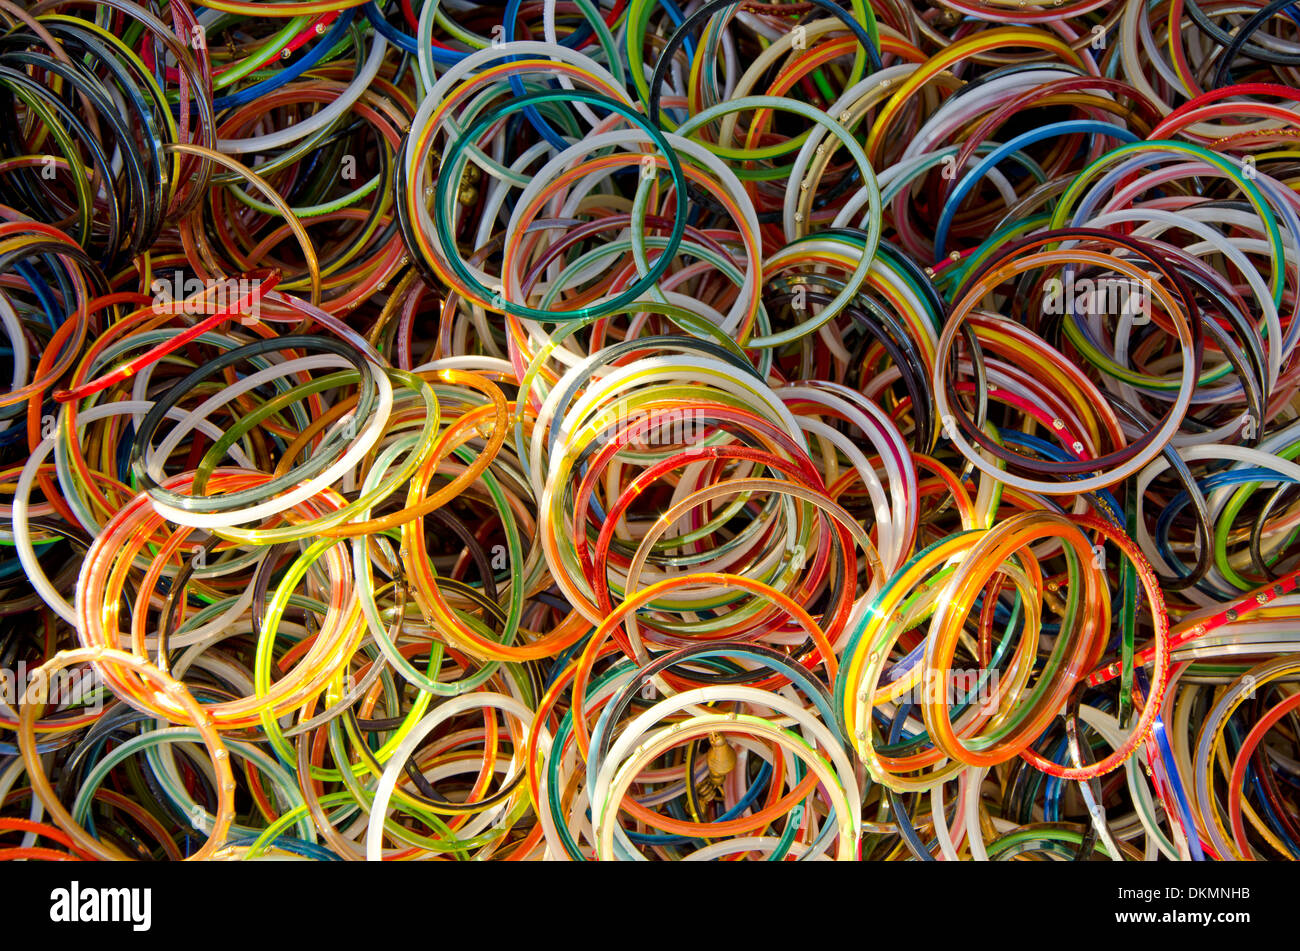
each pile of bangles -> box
[0,0,1298,862]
